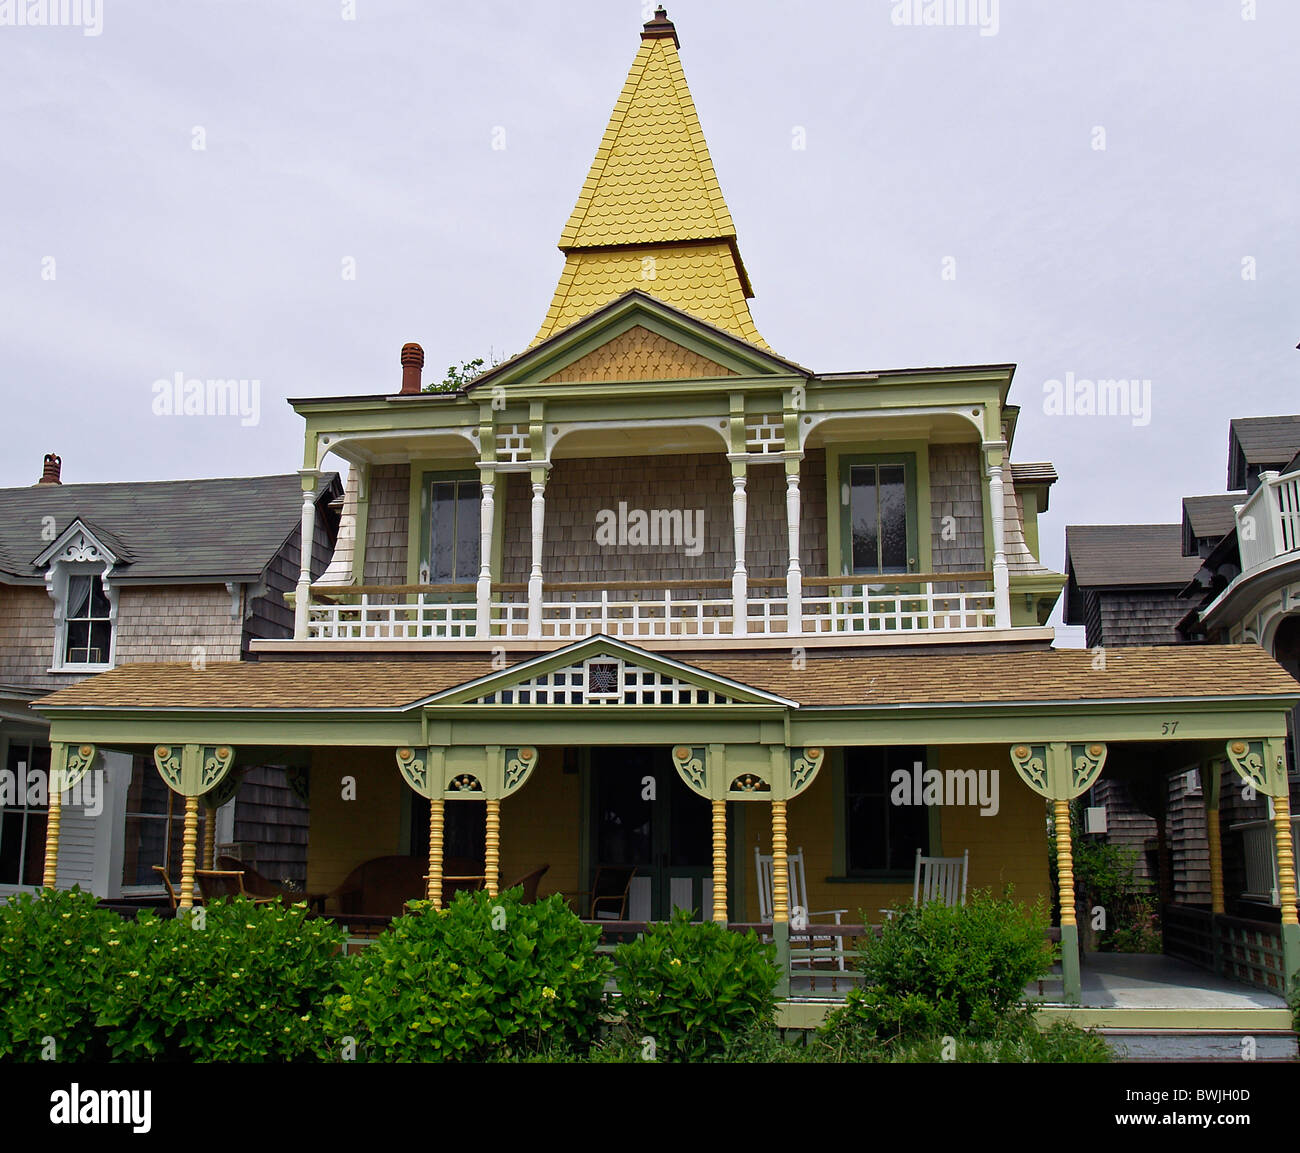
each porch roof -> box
[32,642,1298,714]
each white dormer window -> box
[36,519,122,673]
[63,574,113,666]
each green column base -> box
[773,921,791,999]
[1060,923,1081,1004]
[1282,923,1300,1000]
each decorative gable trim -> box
[417,634,796,709]
[33,519,125,571]
[542,324,738,384]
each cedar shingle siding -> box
[362,463,411,585]
[1095,589,1190,647]
[929,444,985,571]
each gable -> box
[542,325,737,384]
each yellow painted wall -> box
[499,747,582,901]
[307,746,405,895]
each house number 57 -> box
[1161,721,1179,735]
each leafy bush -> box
[318,888,610,1062]
[94,898,345,1061]
[815,1013,1108,1063]
[822,890,1055,1046]
[611,911,780,1061]
[0,887,123,1061]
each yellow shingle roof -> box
[534,14,767,350]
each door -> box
[589,747,712,921]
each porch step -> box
[1100,1029,1298,1063]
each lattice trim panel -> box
[471,660,734,706]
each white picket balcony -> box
[304,573,997,642]
[1236,467,1300,573]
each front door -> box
[589,747,712,921]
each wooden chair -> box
[503,864,550,904]
[913,848,969,907]
[755,846,847,971]
[152,864,180,911]
[217,855,296,902]
[317,855,428,917]
[586,866,637,920]
[195,869,280,905]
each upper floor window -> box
[64,574,113,666]
[0,738,51,888]
[426,477,481,584]
[840,454,918,576]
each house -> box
[0,454,341,899]
[32,8,1300,1010]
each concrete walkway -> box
[1079,951,1286,1009]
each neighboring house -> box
[1064,414,1300,934]
[0,456,340,898]
[33,9,1300,1004]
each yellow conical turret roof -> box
[533,8,768,350]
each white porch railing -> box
[305,574,997,642]
[1236,467,1300,572]
[1232,816,1300,905]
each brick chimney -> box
[400,343,425,395]
[37,453,62,485]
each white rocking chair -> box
[755,846,848,971]
[882,848,969,919]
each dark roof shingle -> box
[1065,524,1203,588]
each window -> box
[0,739,50,887]
[839,454,918,576]
[63,574,113,666]
[844,746,930,875]
[121,755,205,888]
[426,477,481,583]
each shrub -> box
[611,911,780,1061]
[318,888,609,1062]
[0,887,123,1061]
[94,898,345,1061]
[822,889,1055,1046]
[815,1014,1109,1063]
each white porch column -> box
[293,470,320,639]
[985,446,1010,629]
[731,468,748,634]
[476,474,495,638]
[527,468,547,639]
[785,464,803,635]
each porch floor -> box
[1077,951,1286,1011]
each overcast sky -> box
[3,1,1297,644]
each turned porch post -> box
[785,463,803,635]
[527,468,547,639]
[476,473,496,638]
[293,470,320,640]
[428,798,445,909]
[485,798,501,898]
[984,444,1010,629]
[711,799,727,924]
[731,469,748,634]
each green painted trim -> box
[1033,1007,1296,1030]
[1283,923,1299,999]
[1021,488,1040,559]
[408,466,481,587]
[1061,924,1081,1003]
[353,468,370,584]
[773,921,791,999]
[827,445,931,576]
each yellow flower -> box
[541,986,557,1000]
[127,970,140,978]
[669,958,682,967]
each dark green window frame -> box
[419,470,481,586]
[838,453,919,576]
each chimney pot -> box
[400,343,425,395]
[38,453,62,485]
[642,5,678,45]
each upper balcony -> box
[262,295,1063,654]
[1236,467,1300,574]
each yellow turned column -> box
[428,799,445,909]
[1274,792,1298,926]
[485,799,501,898]
[178,795,200,911]
[1054,799,1075,927]
[771,799,789,923]
[203,808,216,871]
[42,784,62,889]
[711,800,727,924]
